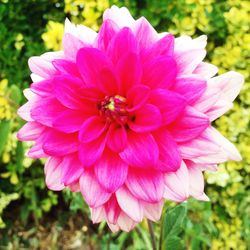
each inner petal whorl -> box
[99,95,128,124]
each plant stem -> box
[147,219,157,250]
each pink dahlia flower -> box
[17,6,244,232]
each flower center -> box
[99,95,128,124]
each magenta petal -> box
[172,75,207,104]
[76,47,113,87]
[153,129,181,172]
[119,131,159,168]
[126,85,150,112]
[149,89,186,125]
[116,52,142,94]
[142,56,177,89]
[134,17,158,49]
[79,134,106,167]
[97,19,119,52]
[107,125,127,152]
[60,154,84,185]
[31,79,53,97]
[52,59,80,77]
[44,157,64,191]
[78,116,107,143]
[17,122,44,141]
[126,169,164,202]
[53,110,86,133]
[107,27,138,64]
[169,106,209,142]
[104,195,121,224]
[141,33,174,62]
[94,150,128,192]
[80,170,111,207]
[31,97,65,127]
[128,104,162,133]
[43,130,79,156]
[53,75,88,110]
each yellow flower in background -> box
[0,79,11,120]
[42,21,64,51]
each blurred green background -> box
[0,0,249,249]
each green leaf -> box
[0,120,10,156]
[163,203,187,237]
[163,236,183,250]
[9,84,22,104]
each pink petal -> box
[31,79,53,97]
[53,110,86,133]
[44,157,64,191]
[94,150,128,193]
[168,106,209,142]
[141,33,174,62]
[116,187,143,222]
[78,116,107,143]
[193,62,218,79]
[116,212,136,232]
[133,17,158,49]
[149,89,186,125]
[172,75,207,104]
[107,27,138,64]
[119,131,159,168]
[97,19,119,51]
[126,85,150,112]
[28,56,57,78]
[91,206,106,224]
[126,169,164,202]
[76,47,114,87]
[79,134,106,167]
[52,59,80,77]
[103,6,135,28]
[31,97,65,127]
[153,129,181,172]
[128,104,162,132]
[107,124,127,152]
[63,33,86,60]
[17,122,44,141]
[174,49,206,75]
[43,130,79,156]
[142,56,177,89]
[116,52,142,94]
[164,161,189,201]
[186,163,204,198]
[60,154,84,185]
[80,170,111,207]
[142,200,164,221]
[104,195,121,224]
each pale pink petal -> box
[117,212,136,232]
[142,200,164,221]
[104,195,121,224]
[103,6,135,28]
[116,187,143,222]
[126,169,164,202]
[164,161,189,201]
[44,157,64,191]
[80,170,111,207]
[91,206,106,224]
[193,62,218,79]
[17,122,44,141]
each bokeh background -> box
[0,0,249,249]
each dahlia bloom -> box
[17,6,244,232]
